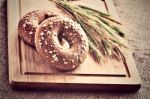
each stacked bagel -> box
[18,10,89,71]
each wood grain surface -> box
[7,0,141,91]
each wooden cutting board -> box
[7,0,141,91]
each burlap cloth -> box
[0,0,150,98]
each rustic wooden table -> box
[0,0,150,98]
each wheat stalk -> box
[49,0,127,63]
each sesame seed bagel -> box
[18,10,57,46]
[35,16,89,70]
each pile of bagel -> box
[18,10,89,71]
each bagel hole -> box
[38,15,57,24]
[44,14,56,20]
[58,33,70,49]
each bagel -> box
[18,10,57,46]
[35,16,89,70]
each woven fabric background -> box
[0,0,150,98]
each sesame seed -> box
[48,51,52,54]
[72,60,75,62]
[39,42,42,46]
[72,65,76,68]
[70,33,73,36]
[40,32,44,36]
[41,37,44,40]
[47,31,51,35]
[52,54,56,58]
[76,56,79,60]
[45,49,48,52]
[64,22,67,25]
[73,53,77,56]
[50,44,53,47]
[64,62,68,64]
[26,22,32,25]
[42,24,47,27]
[53,50,57,52]
[63,33,65,36]
[25,20,28,23]
[23,23,26,27]
[45,41,48,45]
[49,21,53,25]
[51,61,54,63]
[29,31,33,34]
[64,26,68,29]
[54,57,58,61]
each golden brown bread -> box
[35,16,89,70]
[18,10,89,71]
[18,10,57,46]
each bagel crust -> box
[18,10,57,46]
[35,16,89,70]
